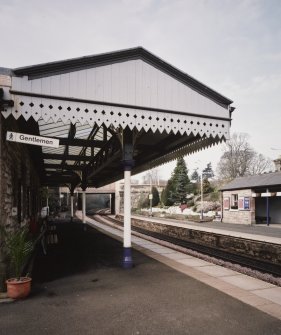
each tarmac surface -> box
[0,220,280,335]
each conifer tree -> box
[191,169,199,182]
[173,157,190,203]
[202,162,214,179]
[161,179,175,206]
[162,158,191,205]
[152,186,160,206]
[202,177,213,194]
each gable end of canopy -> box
[1,49,233,140]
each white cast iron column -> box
[70,195,74,218]
[82,191,86,224]
[122,164,133,268]
[122,128,134,269]
[123,168,131,248]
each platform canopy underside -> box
[0,47,233,189]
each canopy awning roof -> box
[0,47,234,189]
[220,172,281,191]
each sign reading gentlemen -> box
[6,131,59,148]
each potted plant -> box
[5,227,34,299]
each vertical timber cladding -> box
[0,116,41,230]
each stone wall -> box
[0,115,41,289]
[222,189,255,225]
[0,116,41,229]
[116,215,281,266]
[118,183,165,211]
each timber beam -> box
[43,153,92,161]
[44,164,85,171]
[57,138,106,147]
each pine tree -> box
[191,169,199,182]
[152,186,160,206]
[202,177,213,194]
[202,162,214,179]
[169,157,190,204]
[161,179,175,206]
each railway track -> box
[93,214,281,278]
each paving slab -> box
[252,287,281,305]
[177,257,211,267]
[220,274,275,291]
[195,264,241,277]
[142,247,176,254]
[164,252,193,260]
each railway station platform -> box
[79,213,281,320]
[129,214,281,244]
[0,215,281,334]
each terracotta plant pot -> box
[6,277,32,299]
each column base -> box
[122,247,133,269]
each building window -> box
[231,194,238,209]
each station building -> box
[221,158,281,225]
[0,47,234,280]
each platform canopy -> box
[0,47,234,189]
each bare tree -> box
[142,168,159,185]
[217,133,273,180]
[248,153,274,175]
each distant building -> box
[119,181,166,211]
[59,181,167,214]
[220,170,281,225]
[59,184,116,214]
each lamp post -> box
[200,171,204,221]
[192,163,204,221]
[149,170,153,216]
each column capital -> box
[81,184,87,191]
[122,159,135,171]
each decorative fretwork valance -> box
[2,95,230,139]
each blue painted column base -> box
[122,247,133,269]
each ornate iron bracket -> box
[0,88,14,111]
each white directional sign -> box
[6,131,60,148]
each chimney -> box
[273,156,281,172]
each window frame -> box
[230,194,238,210]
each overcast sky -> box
[1,0,281,179]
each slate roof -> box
[220,171,281,191]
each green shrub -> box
[6,228,34,279]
